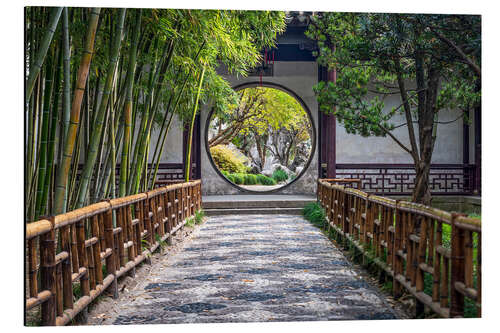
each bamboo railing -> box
[25,180,202,326]
[317,179,481,318]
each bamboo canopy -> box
[25,7,286,222]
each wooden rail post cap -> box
[39,215,56,228]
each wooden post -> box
[91,215,103,285]
[28,239,38,298]
[433,221,442,304]
[40,216,56,326]
[450,213,465,317]
[393,205,403,298]
[75,220,90,297]
[126,205,136,277]
[103,206,118,299]
[144,194,153,247]
[60,224,73,310]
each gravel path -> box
[96,214,397,325]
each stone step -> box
[202,194,316,210]
[202,199,314,209]
[204,207,304,216]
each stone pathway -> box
[105,214,397,325]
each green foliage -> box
[232,173,245,185]
[25,8,286,219]
[210,145,246,173]
[226,174,236,183]
[185,217,195,227]
[272,168,288,182]
[194,210,205,224]
[223,172,276,186]
[307,13,480,138]
[302,202,327,228]
[244,174,258,185]
[155,233,168,253]
[256,174,277,185]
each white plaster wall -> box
[147,114,183,163]
[336,93,465,164]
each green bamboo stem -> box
[62,7,71,141]
[149,112,174,188]
[148,61,197,188]
[131,38,177,193]
[53,7,101,215]
[109,69,118,201]
[26,7,63,105]
[185,63,206,182]
[42,43,63,215]
[75,8,126,208]
[90,99,110,203]
[35,48,56,219]
[120,9,141,197]
[128,37,165,193]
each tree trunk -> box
[412,162,431,205]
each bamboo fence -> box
[25,180,202,326]
[317,178,481,318]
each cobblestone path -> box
[108,214,397,325]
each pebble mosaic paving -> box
[106,214,396,325]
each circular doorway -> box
[205,82,316,193]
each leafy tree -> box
[307,13,480,204]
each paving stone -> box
[102,214,396,325]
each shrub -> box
[226,174,235,183]
[244,174,258,185]
[303,202,326,228]
[232,173,245,184]
[256,174,277,185]
[210,145,246,173]
[272,168,288,182]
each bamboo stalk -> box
[53,8,101,215]
[185,64,206,181]
[61,7,71,141]
[26,7,63,104]
[75,9,126,209]
[35,47,56,219]
[120,10,142,196]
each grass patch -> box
[194,210,205,224]
[185,217,195,227]
[302,202,327,228]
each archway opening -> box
[206,84,315,192]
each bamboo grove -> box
[25,7,286,222]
